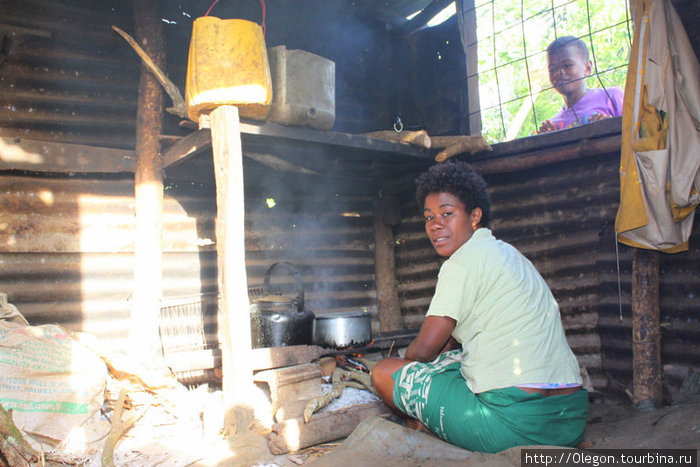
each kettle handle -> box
[263,262,305,311]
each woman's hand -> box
[405,315,457,362]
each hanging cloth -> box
[615,0,700,253]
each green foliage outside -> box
[475,0,632,143]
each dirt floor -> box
[222,393,700,467]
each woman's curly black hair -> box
[415,160,492,227]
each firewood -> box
[364,130,432,148]
[431,135,492,162]
[267,402,390,454]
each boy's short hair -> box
[547,36,589,62]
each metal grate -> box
[159,293,219,387]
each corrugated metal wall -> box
[0,0,398,149]
[395,150,700,395]
[0,171,378,353]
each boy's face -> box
[547,44,592,97]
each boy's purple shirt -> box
[549,86,624,130]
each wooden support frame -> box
[129,0,165,366]
[632,248,662,409]
[373,195,405,331]
[210,106,255,432]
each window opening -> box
[466,0,632,143]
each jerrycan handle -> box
[263,262,305,311]
[204,0,266,35]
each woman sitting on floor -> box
[371,160,588,453]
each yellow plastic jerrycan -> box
[185,16,272,122]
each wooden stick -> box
[432,135,492,162]
[0,403,38,466]
[303,370,344,423]
[364,130,432,148]
[112,25,186,118]
[101,388,144,467]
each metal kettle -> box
[250,262,315,348]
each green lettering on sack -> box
[0,398,88,414]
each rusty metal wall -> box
[0,172,378,351]
[394,151,700,395]
[0,0,140,148]
[0,0,397,148]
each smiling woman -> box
[371,160,588,454]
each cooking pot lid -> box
[258,294,295,302]
[314,310,370,319]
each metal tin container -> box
[312,310,372,348]
[267,45,335,130]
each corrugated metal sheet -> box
[0,0,401,148]
[0,0,139,148]
[0,172,379,353]
[395,150,700,394]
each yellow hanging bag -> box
[185,16,272,122]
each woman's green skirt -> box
[392,350,589,453]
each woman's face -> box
[424,192,481,257]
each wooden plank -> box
[267,402,391,454]
[211,105,255,432]
[161,129,212,168]
[0,137,135,173]
[253,363,322,387]
[239,122,431,159]
[250,345,327,371]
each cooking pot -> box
[250,262,315,348]
[312,310,372,348]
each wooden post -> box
[210,105,255,432]
[632,247,662,409]
[457,0,481,135]
[373,195,405,332]
[129,0,165,366]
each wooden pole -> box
[129,0,165,366]
[632,247,662,409]
[210,105,255,432]
[373,195,405,332]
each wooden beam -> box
[632,248,662,409]
[373,195,405,332]
[0,137,135,173]
[470,134,620,174]
[210,105,255,433]
[129,0,165,367]
[161,129,212,168]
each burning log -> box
[303,358,378,423]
